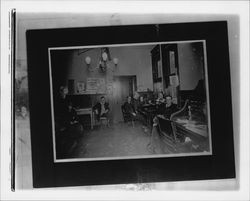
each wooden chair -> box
[169,100,189,143]
[93,111,110,128]
[157,100,189,144]
[99,116,110,127]
[158,116,176,143]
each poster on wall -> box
[169,74,179,87]
[86,78,106,94]
[76,81,85,94]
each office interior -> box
[50,41,210,160]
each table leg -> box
[90,112,93,129]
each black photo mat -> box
[26,21,235,188]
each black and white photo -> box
[25,21,236,188]
[48,41,212,162]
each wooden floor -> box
[71,122,155,159]
[15,117,211,190]
[67,121,208,160]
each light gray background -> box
[15,12,240,190]
[1,1,248,200]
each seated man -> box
[132,91,140,111]
[155,96,178,141]
[66,101,79,125]
[132,92,147,113]
[161,95,178,119]
[123,96,137,121]
[56,101,83,158]
[55,86,69,132]
[65,101,83,139]
[93,96,110,121]
[129,94,148,129]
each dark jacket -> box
[93,102,110,120]
[65,107,78,124]
[163,104,177,119]
[156,103,177,119]
[132,98,139,111]
[123,101,135,114]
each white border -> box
[1,0,249,199]
[48,40,212,163]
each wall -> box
[178,43,204,90]
[66,45,154,94]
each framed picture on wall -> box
[76,81,85,94]
[26,21,235,188]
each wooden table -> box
[75,108,94,129]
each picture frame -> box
[26,21,235,188]
[76,81,85,94]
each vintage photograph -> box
[49,41,212,162]
[8,2,241,191]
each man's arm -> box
[105,103,110,112]
[93,103,98,110]
[93,103,99,114]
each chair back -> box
[158,117,176,142]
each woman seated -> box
[135,95,148,127]
[156,92,165,105]
[138,96,146,109]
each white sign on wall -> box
[86,78,106,94]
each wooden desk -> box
[173,117,208,138]
[157,115,209,152]
[75,108,94,129]
[171,117,209,152]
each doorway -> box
[112,76,137,123]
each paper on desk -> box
[184,126,208,137]
[176,119,189,124]
[176,119,195,124]
[184,137,192,143]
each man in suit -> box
[123,96,136,118]
[93,96,110,121]
[162,96,177,119]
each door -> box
[112,76,135,123]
